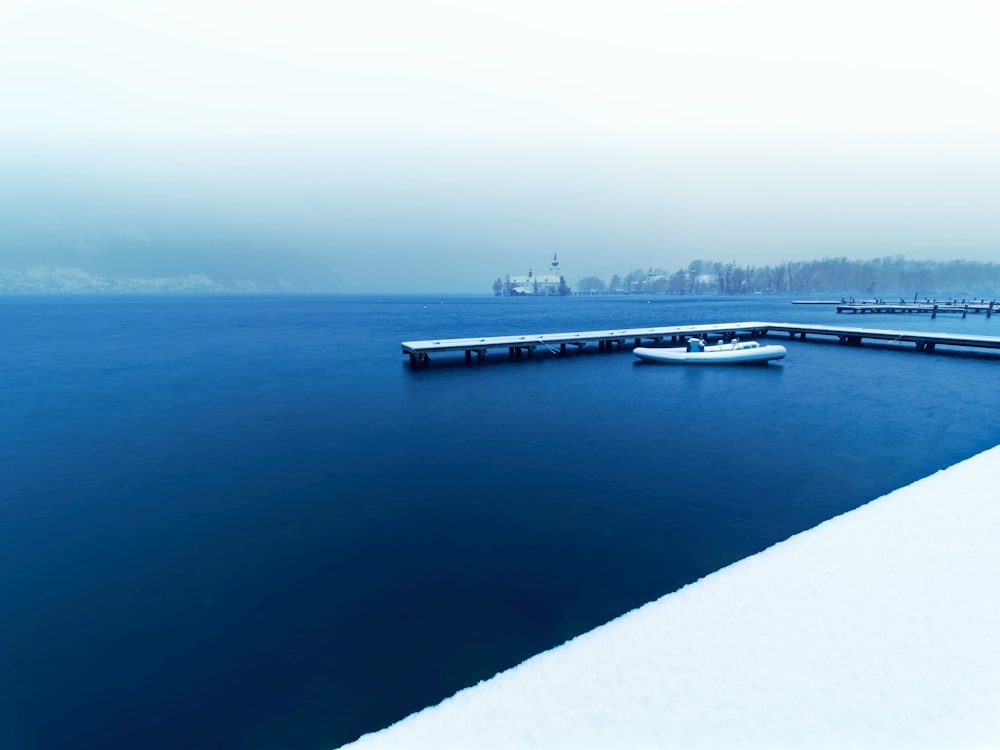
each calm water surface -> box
[2,294,999,749]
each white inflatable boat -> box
[633,337,786,365]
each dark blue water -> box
[3,294,1000,750]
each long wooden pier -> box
[761,322,1000,352]
[402,321,1000,366]
[402,323,770,367]
[792,298,998,316]
[836,302,996,317]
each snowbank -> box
[343,444,1000,749]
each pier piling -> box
[403,321,1000,367]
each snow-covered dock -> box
[401,322,770,366]
[402,321,1000,366]
[342,443,1000,749]
[837,301,996,316]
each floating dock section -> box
[402,321,1000,366]
[836,302,996,317]
[402,323,770,367]
[791,298,998,317]
[762,322,1000,352]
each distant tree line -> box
[574,256,1000,296]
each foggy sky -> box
[2,1,999,293]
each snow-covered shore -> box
[344,444,1000,749]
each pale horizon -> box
[2,1,999,293]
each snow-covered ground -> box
[343,444,1000,749]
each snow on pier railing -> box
[342,444,1000,749]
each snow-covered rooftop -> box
[343,444,1000,749]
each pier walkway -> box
[402,321,1000,366]
[402,322,770,367]
[792,298,998,316]
[836,302,996,316]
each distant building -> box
[504,254,569,296]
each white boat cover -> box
[633,340,786,364]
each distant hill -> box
[0,266,287,293]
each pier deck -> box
[761,322,1000,352]
[836,302,996,316]
[402,321,1000,366]
[402,322,769,366]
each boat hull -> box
[633,341,786,364]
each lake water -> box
[3,294,999,749]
